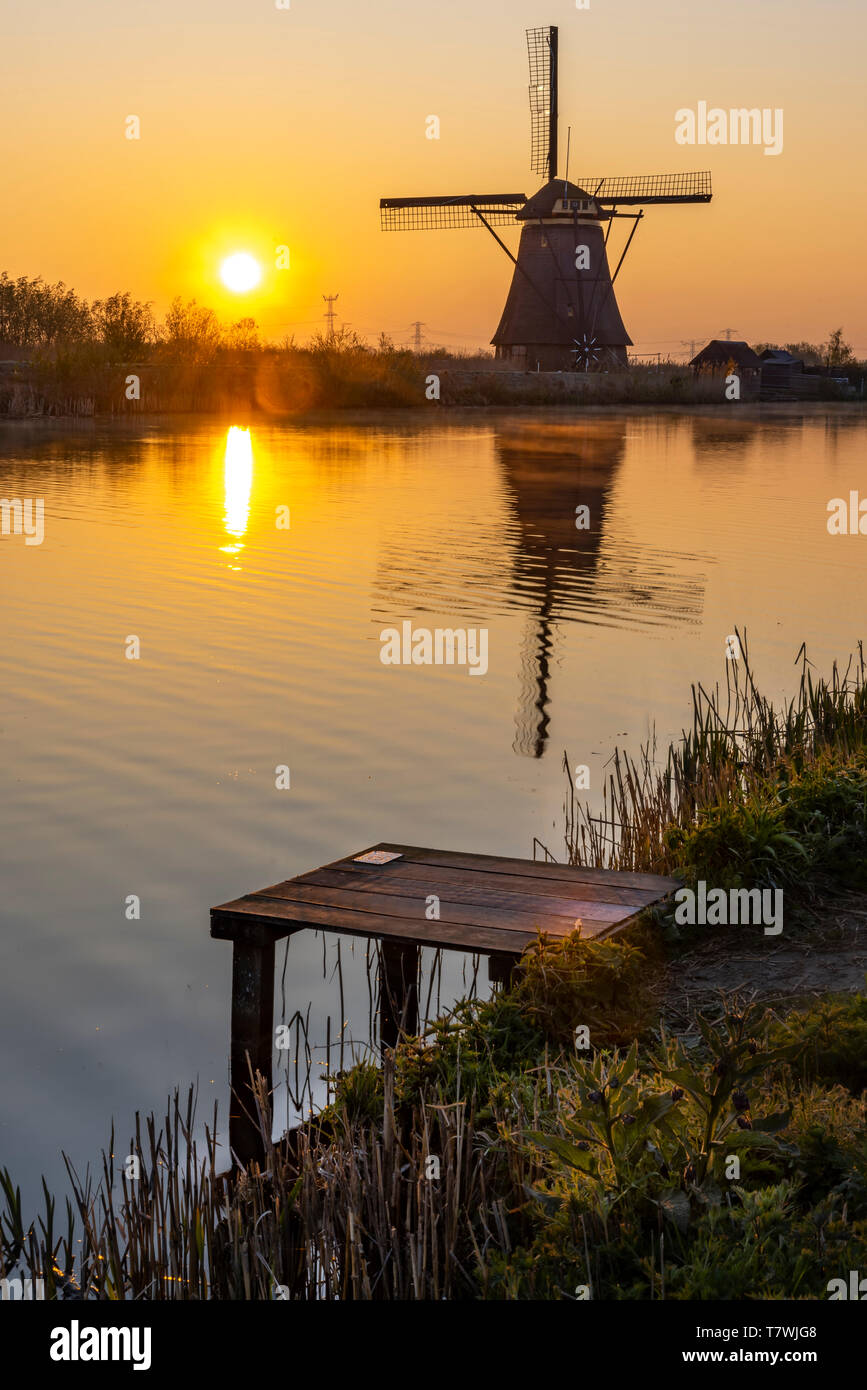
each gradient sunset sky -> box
[3,0,865,355]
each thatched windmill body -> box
[381,26,712,370]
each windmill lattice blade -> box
[527,27,553,176]
[574,172,712,204]
[380,196,526,231]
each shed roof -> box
[690,340,762,368]
[759,349,803,365]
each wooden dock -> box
[211,842,680,1163]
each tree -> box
[40,281,93,346]
[91,292,155,359]
[224,317,260,352]
[308,324,367,354]
[822,327,853,371]
[784,341,822,366]
[163,296,222,360]
[0,272,92,348]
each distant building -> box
[758,348,809,397]
[759,348,803,366]
[689,340,762,396]
[690,340,762,373]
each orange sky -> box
[3,0,865,356]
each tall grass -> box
[5,987,867,1300]
[0,344,429,417]
[0,932,648,1301]
[0,1069,512,1300]
[562,632,867,885]
[436,363,735,407]
[5,352,847,418]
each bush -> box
[772,993,867,1094]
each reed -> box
[4,350,847,418]
[0,1068,525,1300]
[561,633,867,885]
[5,988,867,1300]
[436,363,731,407]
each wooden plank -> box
[209,892,613,952]
[348,843,681,895]
[246,888,604,938]
[254,879,631,931]
[211,899,301,942]
[247,878,619,934]
[302,860,660,909]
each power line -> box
[424,325,492,340]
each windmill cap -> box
[518,179,600,219]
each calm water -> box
[1,407,865,1197]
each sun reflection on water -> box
[222,426,253,564]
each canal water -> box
[1,407,864,1197]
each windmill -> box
[381,26,712,371]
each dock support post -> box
[229,931,275,1167]
[379,941,419,1053]
[488,951,520,989]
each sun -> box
[220,252,262,293]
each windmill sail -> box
[527,26,557,178]
[380,195,526,231]
[574,172,712,204]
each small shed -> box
[759,349,807,397]
[689,340,762,399]
[690,340,762,375]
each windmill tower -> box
[381,26,712,371]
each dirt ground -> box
[654,888,867,1028]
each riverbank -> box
[1,350,861,418]
[2,638,866,1299]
